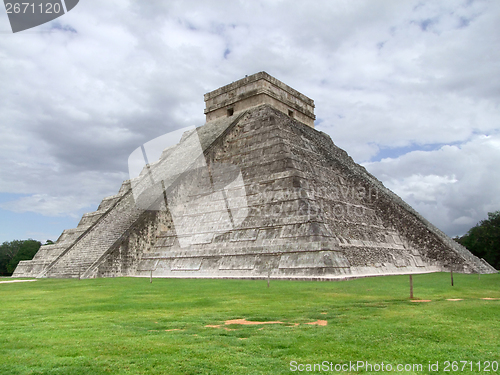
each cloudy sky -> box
[1,0,499,244]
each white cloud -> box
[1,194,93,217]
[364,134,500,236]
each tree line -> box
[0,239,48,276]
[454,210,500,270]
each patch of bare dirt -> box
[205,318,328,329]
[225,319,284,325]
[204,324,235,331]
[305,320,327,326]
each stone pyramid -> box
[14,72,496,279]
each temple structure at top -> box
[204,71,316,128]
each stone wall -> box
[127,104,495,279]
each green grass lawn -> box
[0,273,499,374]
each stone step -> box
[44,191,144,278]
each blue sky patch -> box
[370,142,461,162]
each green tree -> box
[0,239,41,276]
[0,240,22,276]
[455,211,500,270]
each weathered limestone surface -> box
[13,74,497,280]
[129,105,495,279]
